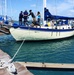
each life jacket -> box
[47,22,51,26]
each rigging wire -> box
[72,0,74,11]
[10,0,12,18]
[0,1,2,15]
[4,0,6,15]
[2,0,4,15]
[55,0,57,15]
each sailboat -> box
[0,0,13,34]
[10,0,74,41]
[0,0,13,26]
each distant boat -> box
[0,0,13,35]
[10,0,74,41]
[0,0,13,26]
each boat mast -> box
[1,0,3,15]
[5,0,7,16]
[0,1,2,15]
[43,0,46,25]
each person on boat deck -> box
[2,15,9,24]
[19,11,23,25]
[46,18,51,26]
[46,18,54,27]
[32,21,40,28]
[23,10,28,25]
[37,11,41,25]
[29,10,36,22]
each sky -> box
[0,0,74,21]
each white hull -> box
[10,26,74,41]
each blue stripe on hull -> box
[19,26,74,32]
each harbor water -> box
[0,34,74,75]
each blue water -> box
[0,34,74,75]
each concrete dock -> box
[0,50,33,75]
[18,62,74,69]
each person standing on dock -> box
[19,11,23,25]
[23,10,28,25]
